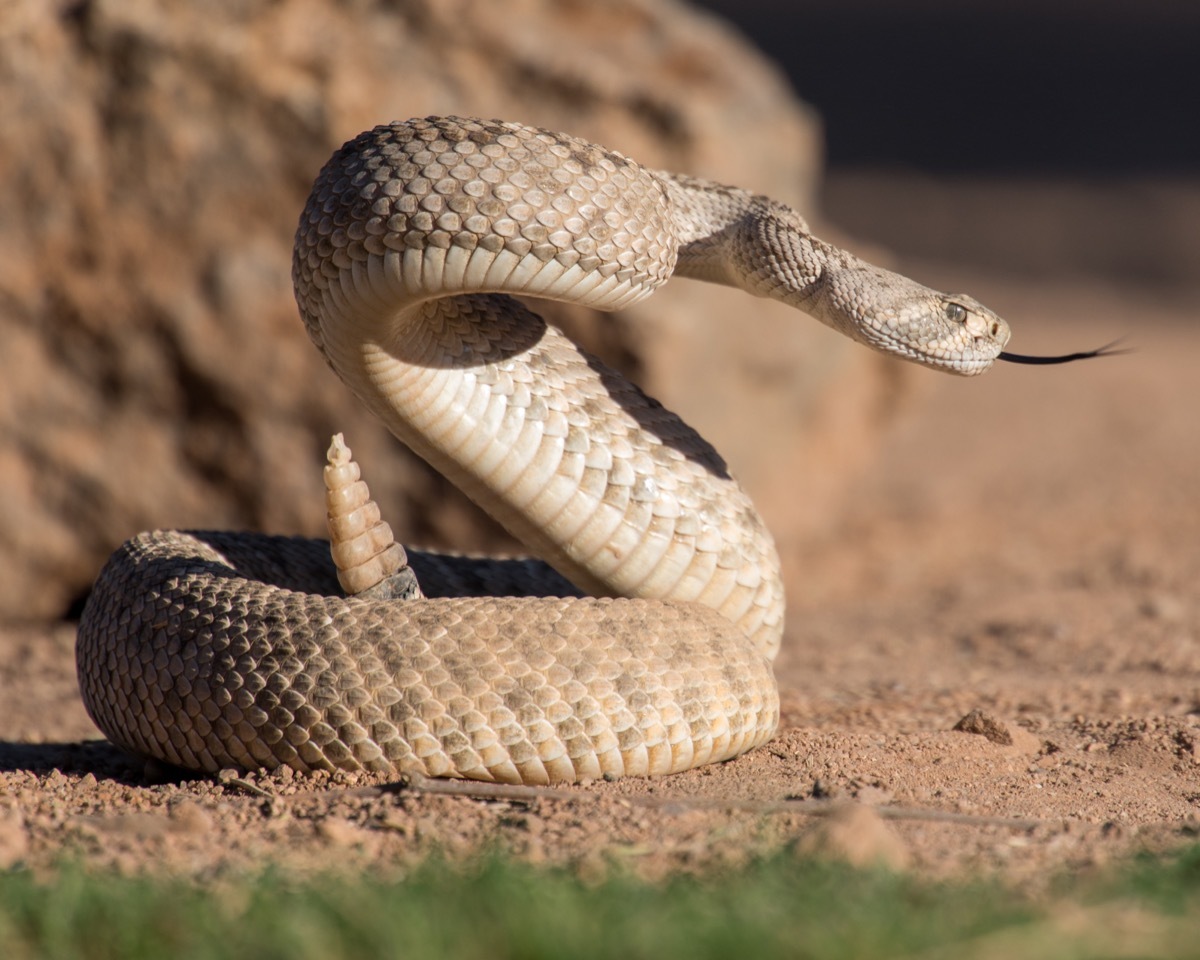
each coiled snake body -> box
[78,117,1010,784]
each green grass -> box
[2,847,1200,960]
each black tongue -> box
[998,338,1130,365]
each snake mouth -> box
[925,355,996,377]
[874,335,1002,377]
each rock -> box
[953,709,1042,754]
[954,709,1015,745]
[316,816,374,851]
[792,803,909,871]
[167,799,214,836]
[0,805,29,869]
[1139,593,1187,623]
[0,0,909,622]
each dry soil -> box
[2,263,1198,887]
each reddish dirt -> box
[2,264,1197,885]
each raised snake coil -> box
[77,117,1011,784]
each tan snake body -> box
[77,117,1010,784]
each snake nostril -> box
[990,321,1000,337]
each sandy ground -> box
[1,262,1198,886]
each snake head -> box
[812,255,1012,376]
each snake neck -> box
[658,170,1010,375]
[661,175,835,316]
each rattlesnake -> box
[77,116,1010,784]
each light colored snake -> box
[77,117,1010,784]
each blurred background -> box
[0,0,1196,633]
[4,0,1198,872]
[693,0,1199,287]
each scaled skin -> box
[77,117,1013,784]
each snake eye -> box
[944,302,967,324]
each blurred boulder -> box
[0,0,908,623]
